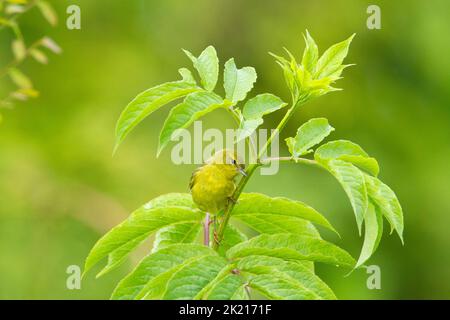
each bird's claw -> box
[213,231,221,245]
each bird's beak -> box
[239,167,247,176]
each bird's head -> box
[207,149,247,178]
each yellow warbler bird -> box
[189,149,246,215]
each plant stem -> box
[260,156,326,170]
[258,106,294,158]
[212,163,258,250]
[226,107,258,161]
[203,213,210,247]
[212,98,307,251]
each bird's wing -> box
[189,167,201,191]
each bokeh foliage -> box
[0,0,60,114]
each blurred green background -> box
[1,0,449,299]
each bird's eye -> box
[232,159,237,165]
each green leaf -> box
[37,1,57,26]
[29,48,48,64]
[84,202,203,277]
[178,68,196,84]
[111,244,213,300]
[286,118,335,157]
[193,264,235,299]
[183,46,219,91]
[239,256,336,300]
[153,222,201,252]
[249,274,308,300]
[223,58,257,103]
[230,286,249,299]
[271,52,298,100]
[227,234,355,268]
[158,91,232,155]
[114,79,200,153]
[233,193,338,235]
[202,274,247,300]
[327,63,353,80]
[96,233,149,278]
[141,192,195,209]
[5,3,25,14]
[162,255,228,300]
[315,140,379,176]
[10,88,39,101]
[355,202,383,268]
[140,255,220,300]
[216,223,248,257]
[325,159,368,234]
[365,175,404,243]
[339,155,379,177]
[236,118,263,142]
[96,194,196,276]
[315,140,368,160]
[41,36,62,54]
[314,34,355,79]
[11,39,26,61]
[271,32,354,102]
[301,30,319,73]
[8,68,32,89]
[242,93,287,120]
[249,273,332,300]
[372,205,384,252]
[232,214,320,238]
